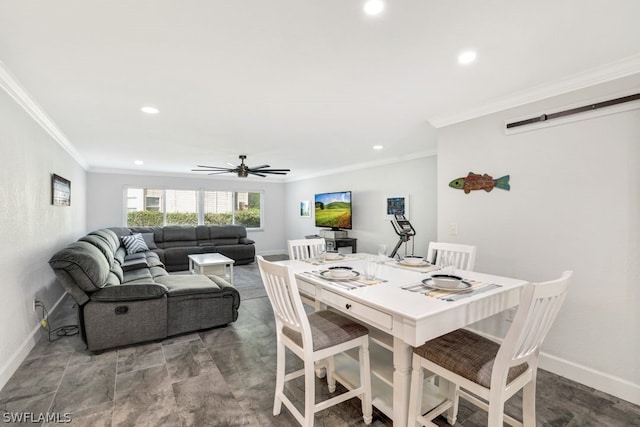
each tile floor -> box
[1,260,639,426]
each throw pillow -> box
[140,232,158,249]
[121,233,149,255]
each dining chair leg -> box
[360,341,373,424]
[326,356,336,393]
[304,359,316,427]
[487,396,506,427]
[522,377,537,426]
[445,380,459,425]
[273,341,285,415]
[408,354,424,427]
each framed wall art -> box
[385,195,408,219]
[52,174,71,206]
[300,200,310,217]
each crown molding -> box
[428,54,640,128]
[0,62,88,170]
[284,149,437,183]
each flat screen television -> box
[314,191,352,230]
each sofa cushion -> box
[110,262,124,282]
[161,226,197,248]
[49,241,111,292]
[80,235,115,265]
[122,268,153,283]
[208,239,239,246]
[214,244,255,262]
[209,225,246,239]
[140,232,158,249]
[88,229,121,253]
[121,234,149,255]
[114,247,126,265]
[156,274,231,296]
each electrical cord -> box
[35,301,79,342]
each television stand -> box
[306,234,357,254]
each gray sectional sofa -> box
[109,225,256,271]
[49,227,243,352]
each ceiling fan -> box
[192,155,291,178]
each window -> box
[165,190,197,225]
[203,191,233,225]
[125,188,262,228]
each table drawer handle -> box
[345,304,351,309]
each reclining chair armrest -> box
[90,282,168,302]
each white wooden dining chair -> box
[288,238,326,261]
[408,271,572,427]
[256,256,373,427]
[426,242,477,271]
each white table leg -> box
[229,263,234,285]
[392,337,412,426]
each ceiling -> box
[1,1,639,180]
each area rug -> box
[233,254,288,300]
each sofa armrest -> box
[90,283,168,302]
[207,275,241,308]
[239,237,255,245]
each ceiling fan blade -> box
[207,171,234,175]
[261,171,289,175]
[253,168,290,173]
[249,164,270,170]
[195,165,235,170]
[247,171,267,177]
[192,168,234,172]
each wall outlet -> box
[505,308,516,322]
[449,222,458,236]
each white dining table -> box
[277,256,527,426]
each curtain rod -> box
[506,92,640,129]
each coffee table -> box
[188,253,235,284]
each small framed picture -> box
[385,195,408,219]
[52,174,71,206]
[300,201,310,217]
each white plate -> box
[422,278,471,291]
[398,260,430,267]
[320,270,360,281]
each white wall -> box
[86,173,287,255]
[0,89,87,388]
[437,74,640,404]
[284,155,437,257]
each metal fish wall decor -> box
[449,172,510,194]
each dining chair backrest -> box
[257,255,312,347]
[288,238,326,261]
[427,242,477,271]
[493,271,572,387]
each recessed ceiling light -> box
[373,145,384,150]
[141,106,159,115]
[364,0,384,16]
[458,50,477,65]
[134,160,144,165]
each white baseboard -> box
[539,352,640,406]
[468,328,640,406]
[0,293,68,390]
